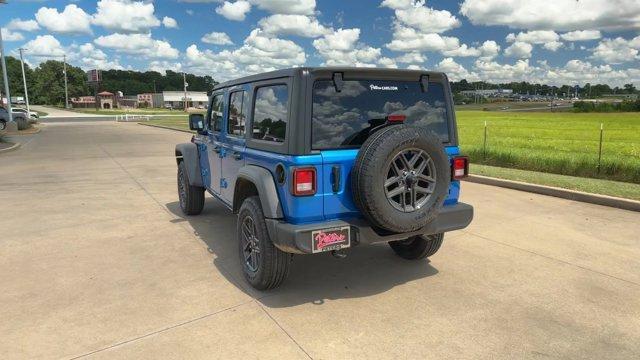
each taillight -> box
[292,167,316,196]
[386,114,406,122]
[452,156,469,180]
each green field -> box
[457,111,640,183]
[145,110,640,191]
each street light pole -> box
[0,10,14,122]
[18,48,30,115]
[63,54,69,109]
[183,72,188,112]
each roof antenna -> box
[332,72,344,92]
[420,74,429,92]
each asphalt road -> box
[1,121,639,359]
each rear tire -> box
[238,196,291,290]
[389,233,444,260]
[177,161,205,215]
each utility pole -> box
[63,54,69,108]
[0,13,14,122]
[18,48,30,115]
[183,72,188,112]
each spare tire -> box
[352,124,450,233]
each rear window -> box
[312,80,451,149]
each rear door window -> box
[252,85,288,143]
[312,80,451,149]
[227,90,246,137]
[209,94,224,132]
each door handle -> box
[213,146,220,153]
[233,152,243,160]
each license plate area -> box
[311,226,351,253]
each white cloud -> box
[92,0,161,33]
[591,36,640,64]
[251,0,316,15]
[313,28,386,67]
[506,30,560,44]
[478,40,500,60]
[201,31,234,45]
[442,44,480,57]
[385,24,461,53]
[185,29,306,79]
[216,1,252,21]
[149,61,183,73]
[395,52,426,64]
[74,43,125,70]
[560,30,602,42]
[22,35,66,57]
[94,33,180,59]
[259,15,330,37]
[436,57,478,81]
[504,41,533,58]
[1,29,24,42]
[460,0,640,31]
[6,19,40,32]
[382,0,461,34]
[35,4,92,34]
[543,41,563,51]
[162,16,179,29]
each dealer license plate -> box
[311,226,351,253]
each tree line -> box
[0,56,217,106]
[1,55,637,106]
[451,79,637,98]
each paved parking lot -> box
[1,121,639,359]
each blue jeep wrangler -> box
[176,68,473,290]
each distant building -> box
[460,89,513,97]
[137,93,163,108]
[98,91,115,109]
[162,91,208,109]
[71,96,96,108]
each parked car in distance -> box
[12,107,38,120]
[175,67,474,290]
[1,106,29,130]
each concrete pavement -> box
[1,121,639,359]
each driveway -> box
[1,121,638,359]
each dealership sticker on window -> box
[369,84,398,91]
[311,227,351,253]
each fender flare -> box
[234,165,284,219]
[175,143,203,187]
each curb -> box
[465,174,640,212]
[7,126,41,135]
[137,122,193,134]
[0,142,21,154]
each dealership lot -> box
[1,121,639,359]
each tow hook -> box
[331,250,347,259]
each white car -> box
[12,108,39,119]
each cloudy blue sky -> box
[1,0,639,86]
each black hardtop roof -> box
[213,67,447,90]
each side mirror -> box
[189,113,205,132]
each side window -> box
[252,85,288,143]
[210,94,223,132]
[227,91,246,137]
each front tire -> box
[177,161,205,215]
[389,233,444,260]
[238,196,291,290]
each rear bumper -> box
[265,202,473,254]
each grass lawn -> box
[70,107,187,115]
[457,110,640,183]
[471,164,640,201]
[145,116,191,131]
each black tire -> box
[389,233,444,260]
[177,161,205,215]
[16,117,30,131]
[0,120,6,131]
[238,196,291,290]
[352,124,450,233]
